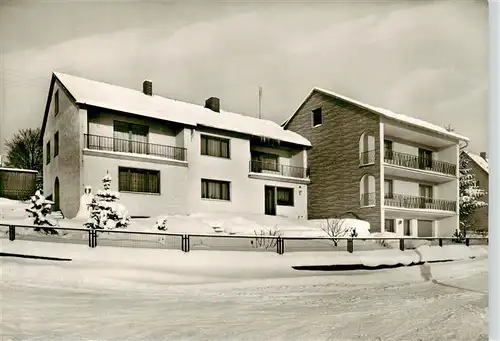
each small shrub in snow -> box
[452,228,466,244]
[25,190,58,235]
[251,225,281,249]
[155,216,168,231]
[320,218,358,246]
[84,173,130,230]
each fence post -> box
[276,237,284,255]
[399,238,405,251]
[347,239,354,253]
[181,235,185,252]
[281,238,285,254]
[88,229,92,247]
[465,238,470,247]
[185,235,190,252]
[8,225,15,241]
[439,238,443,247]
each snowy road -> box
[0,256,488,341]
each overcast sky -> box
[0,0,488,155]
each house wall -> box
[284,91,382,231]
[438,144,458,165]
[437,215,458,237]
[184,127,308,219]
[43,80,84,218]
[436,179,459,204]
[87,110,182,147]
[82,154,189,217]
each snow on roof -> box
[284,87,469,142]
[464,152,489,174]
[0,167,38,173]
[54,72,311,147]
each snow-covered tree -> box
[26,190,58,234]
[458,153,487,236]
[155,216,168,231]
[84,173,130,230]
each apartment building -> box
[283,88,469,237]
[40,72,311,219]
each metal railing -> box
[359,150,376,165]
[1,223,487,254]
[360,192,376,207]
[384,194,456,212]
[384,150,456,176]
[84,134,187,161]
[249,160,309,179]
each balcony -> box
[384,194,456,212]
[249,160,309,179]
[84,134,187,161]
[384,150,456,176]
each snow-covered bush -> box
[155,216,168,231]
[25,190,58,234]
[251,225,281,249]
[84,173,130,230]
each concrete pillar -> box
[432,220,439,237]
[411,219,418,237]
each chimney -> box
[143,80,152,96]
[480,152,487,160]
[205,97,220,113]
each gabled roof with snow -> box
[464,151,489,174]
[282,87,469,142]
[44,72,311,147]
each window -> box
[118,167,160,194]
[312,108,322,127]
[359,132,375,165]
[384,179,393,199]
[418,148,433,169]
[404,220,411,236]
[54,131,59,157]
[476,180,480,187]
[113,121,149,154]
[360,174,376,206]
[385,219,395,233]
[54,90,59,116]
[200,135,230,158]
[419,185,433,200]
[251,152,279,172]
[46,141,51,165]
[277,187,294,206]
[384,140,393,160]
[201,179,230,201]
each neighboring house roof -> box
[0,167,38,173]
[41,72,311,148]
[282,87,469,142]
[463,151,489,174]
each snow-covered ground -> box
[1,241,489,340]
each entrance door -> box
[264,186,276,216]
[54,177,60,211]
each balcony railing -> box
[84,134,187,161]
[384,150,456,176]
[249,160,309,179]
[384,194,456,212]
[360,192,376,207]
[359,150,376,165]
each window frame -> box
[201,178,231,201]
[46,141,51,165]
[200,134,230,159]
[312,108,323,127]
[276,187,294,206]
[54,90,59,116]
[54,131,59,157]
[404,220,411,236]
[118,166,160,194]
[385,219,395,233]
